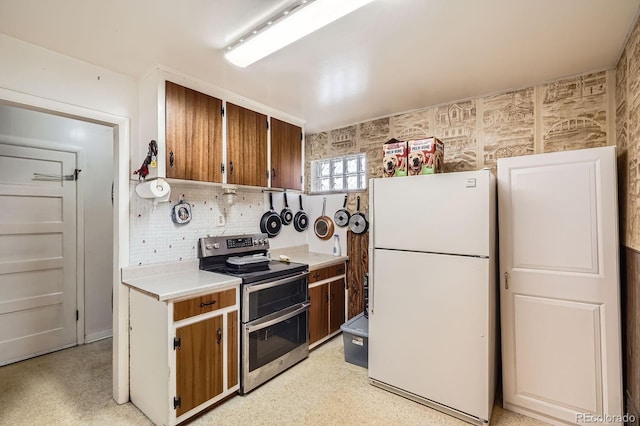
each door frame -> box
[0,88,130,404]
[0,136,86,347]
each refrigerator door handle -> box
[368,248,374,314]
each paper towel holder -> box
[135,177,171,203]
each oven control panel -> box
[227,237,254,249]
[199,233,270,257]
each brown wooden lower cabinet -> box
[308,262,346,348]
[175,315,224,416]
[129,286,240,426]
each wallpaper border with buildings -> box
[306,68,639,249]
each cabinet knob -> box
[169,150,175,168]
[272,168,276,179]
[229,161,234,175]
[216,328,222,344]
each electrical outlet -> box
[216,214,226,227]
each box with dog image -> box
[382,138,408,178]
[407,137,444,175]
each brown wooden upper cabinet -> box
[226,102,268,187]
[165,81,223,182]
[270,118,303,190]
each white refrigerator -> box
[368,169,497,425]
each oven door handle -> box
[245,302,310,333]
[245,272,308,293]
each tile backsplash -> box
[130,181,264,265]
[129,181,309,266]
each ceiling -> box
[0,0,638,133]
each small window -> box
[311,153,366,193]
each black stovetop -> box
[200,257,308,284]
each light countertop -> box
[121,246,347,301]
[121,261,240,301]
[270,245,348,270]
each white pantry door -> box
[0,143,77,365]
[498,146,622,425]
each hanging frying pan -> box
[314,198,334,240]
[260,193,282,237]
[280,192,294,225]
[348,195,369,234]
[294,195,309,232]
[334,195,350,227]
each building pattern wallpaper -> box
[618,16,640,252]
[482,89,535,173]
[306,70,613,215]
[542,73,608,153]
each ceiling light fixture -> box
[224,0,375,68]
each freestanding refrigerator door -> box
[368,248,494,423]
[371,170,495,257]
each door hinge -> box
[221,106,225,117]
[76,310,79,321]
[221,163,225,174]
[300,175,303,184]
[266,120,269,130]
[173,337,181,350]
[173,396,181,410]
[300,132,303,141]
[266,170,270,180]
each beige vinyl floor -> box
[0,336,545,425]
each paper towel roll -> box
[135,178,171,199]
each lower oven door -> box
[241,302,309,394]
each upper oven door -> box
[242,272,308,323]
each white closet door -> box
[497,146,622,425]
[0,143,77,365]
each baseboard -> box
[85,329,112,343]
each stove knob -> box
[205,243,214,250]
[253,240,259,246]
[213,243,220,249]
[259,239,265,245]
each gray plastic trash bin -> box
[340,312,368,368]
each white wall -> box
[306,193,350,255]
[0,33,136,403]
[0,104,114,340]
[0,34,137,123]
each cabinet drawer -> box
[308,262,346,284]
[174,288,236,321]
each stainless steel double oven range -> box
[199,233,309,394]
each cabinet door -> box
[175,315,224,416]
[329,279,345,334]
[165,81,223,182]
[309,284,328,345]
[270,118,302,190]
[226,102,267,187]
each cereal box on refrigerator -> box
[407,137,444,175]
[382,138,407,178]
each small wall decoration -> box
[171,197,192,225]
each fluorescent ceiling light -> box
[224,0,375,68]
